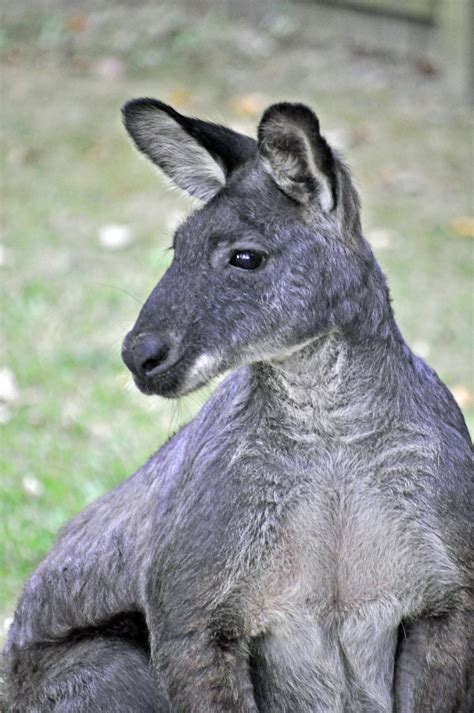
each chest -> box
[243,482,458,713]
[248,474,458,634]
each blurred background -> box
[1,0,473,633]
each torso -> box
[152,402,465,713]
[246,463,461,713]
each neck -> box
[252,323,407,443]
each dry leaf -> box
[98,224,133,250]
[325,128,351,152]
[366,228,395,250]
[94,57,124,79]
[0,245,12,267]
[168,88,192,108]
[88,421,113,440]
[451,384,472,409]
[415,58,438,77]
[22,475,45,498]
[450,217,474,238]
[68,15,88,33]
[1,617,13,638]
[229,93,267,118]
[413,341,431,359]
[7,146,38,166]
[0,368,18,403]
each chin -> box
[133,371,185,399]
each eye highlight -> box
[229,250,266,271]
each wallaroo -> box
[3,99,473,713]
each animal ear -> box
[257,102,337,210]
[122,98,256,202]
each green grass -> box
[1,1,472,626]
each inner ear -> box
[257,102,337,210]
[122,98,256,203]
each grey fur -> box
[2,100,472,713]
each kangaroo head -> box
[121,99,381,398]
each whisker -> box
[91,282,144,306]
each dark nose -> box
[122,332,170,379]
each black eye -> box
[229,250,265,271]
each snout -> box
[122,332,171,380]
[121,329,222,398]
[122,330,186,397]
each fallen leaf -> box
[352,123,370,146]
[7,146,38,166]
[1,617,13,638]
[228,93,267,118]
[450,217,474,238]
[94,57,124,79]
[413,340,431,359]
[22,475,45,498]
[88,421,113,440]
[167,88,192,108]
[366,228,395,250]
[98,224,133,250]
[0,245,12,267]
[451,384,472,409]
[0,368,18,403]
[68,15,88,33]
[325,128,352,152]
[415,58,438,77]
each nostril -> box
[136,338,170,378]
[122,332,172,379]
[142,357,160,374]
[142,343,169,375]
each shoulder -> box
[407,353,471,449]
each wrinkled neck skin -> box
[252,320,406,445]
